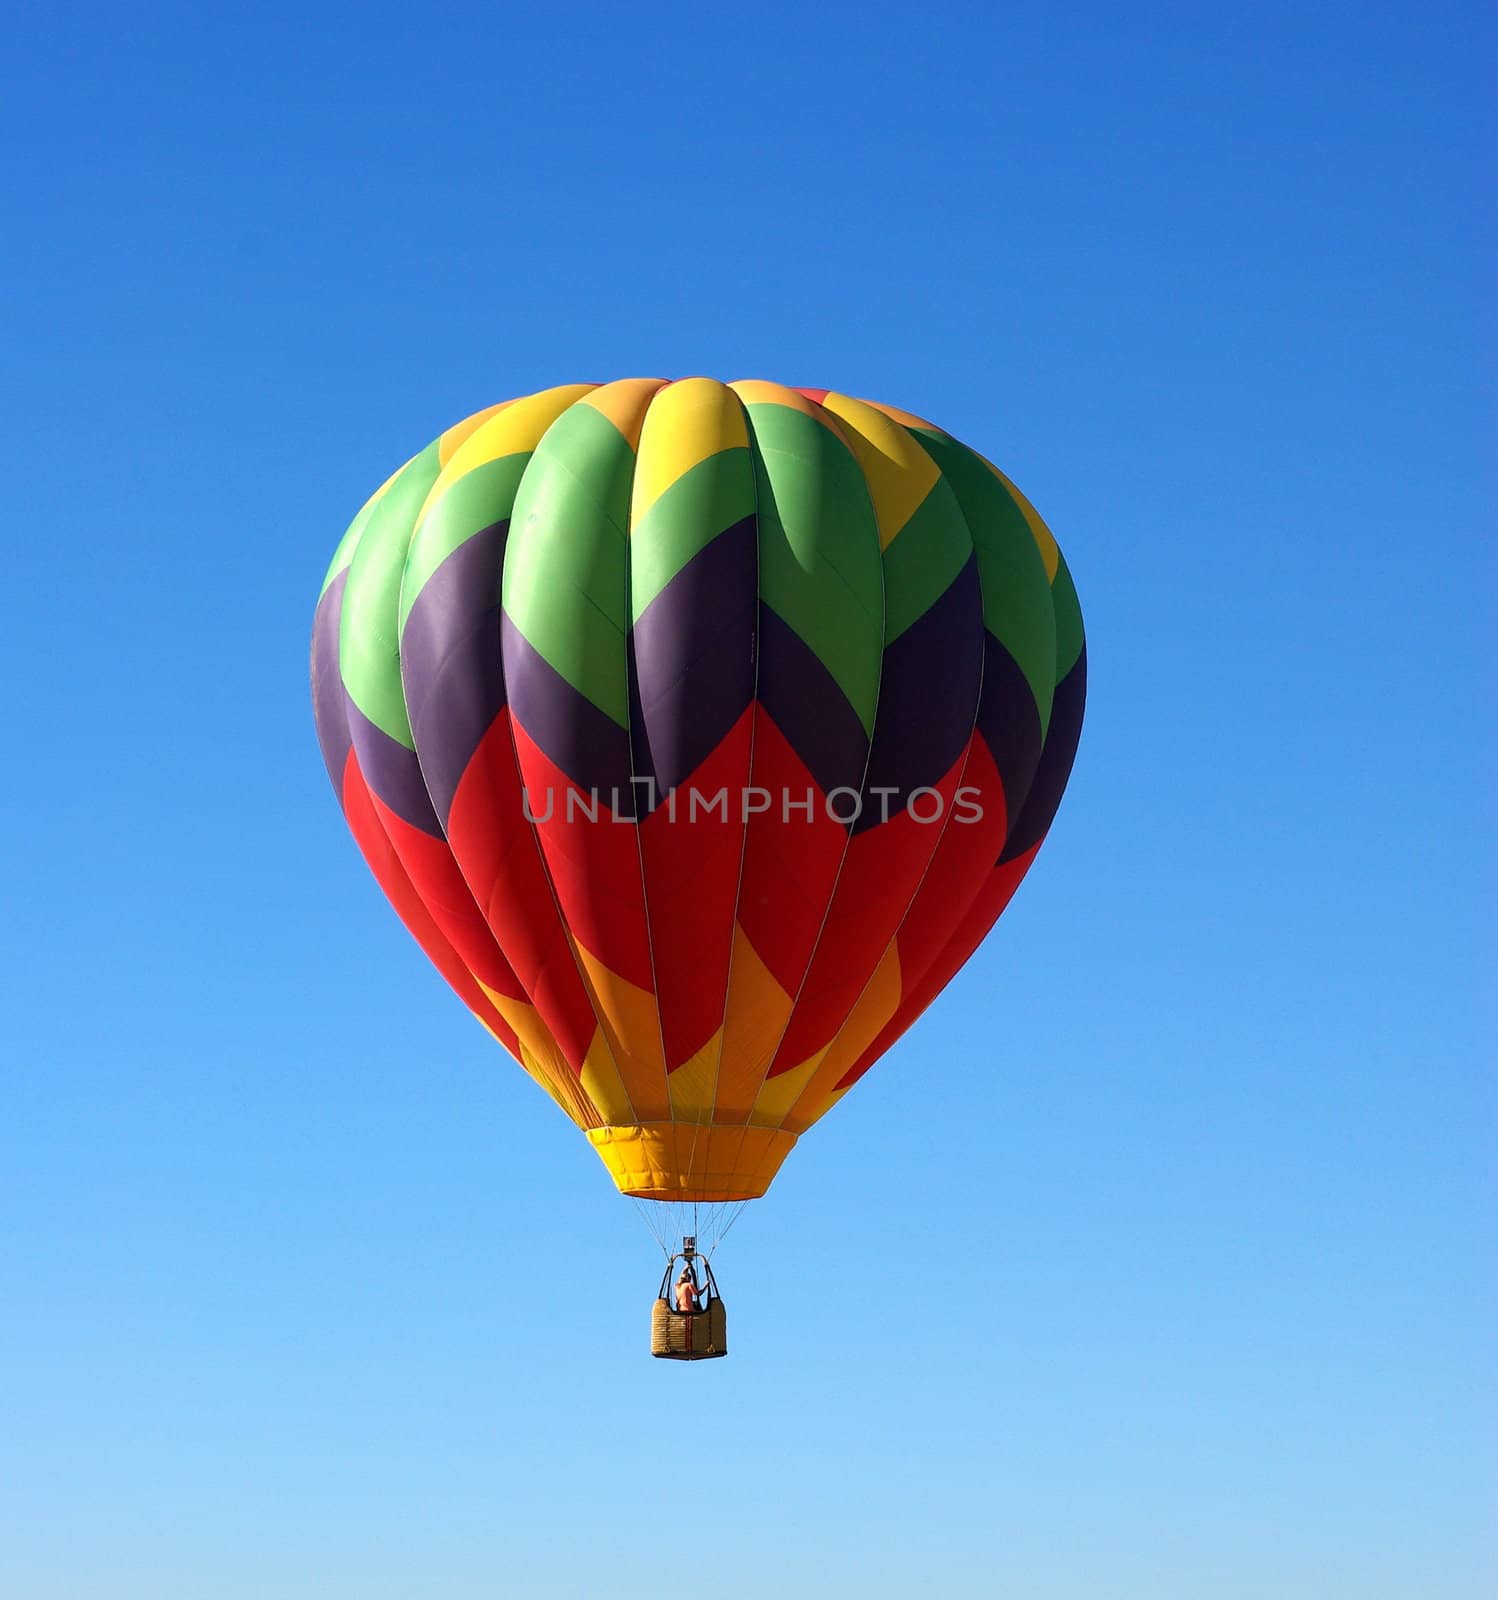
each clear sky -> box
[2,3,1492,1596]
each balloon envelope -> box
[311,380,1085,1201]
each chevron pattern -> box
[310,379,1086,1199]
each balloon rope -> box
[631,1196,670,1258]
[715,1201,746,1251]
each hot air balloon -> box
[310,379,1085,1358]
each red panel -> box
[639,711,753,1070]
[734,711,853,998]
[371,792,522,1000]
[877,735,1007,1006]
[768,756,966,1077]
[833,838,1042,1094]
[445,710,602,1070]
[341,750,520,1057]
[509,721,656,993]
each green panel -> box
[502,403,635,729]
[339,442,442,747]
[319,492,382,599]
[1051,551,1086,680]
[399,452,531,636]
[629,446,758,621]
[913,429,1057,736]
[743,403,884,736]
[878,476,973,644]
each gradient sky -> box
[2,3,1492,1596]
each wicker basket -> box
[651,1296,728,1360]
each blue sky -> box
[2,2,1492,1595]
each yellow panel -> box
[516,1040,575,1115]
[814,1082,854,1121]
[748,1050,825,1126]
[666,1027,726,1121]
[779,942,903,1134]
[476,999,575,1122]
[579,1026,637,1128]
[819,391,941,550]
[417,384,599,532]
[478,981,600,1128]
[477,1017,516,1058]
[573,939,671,1122]
[729,380,854,449]
[587,1121,798,1201]
[437,400,511,466]
[579,377,668,449]
[631,378,749,525]
[981,454,1060,582]
[712,923,795,1120]
[478,980,559,1069]
[729,378,819,413]
[857,395,941,432]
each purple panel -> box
[310,571,353,803]
[627,514,757,804]
[400,522,509,827]
[973,632,1044,839]
[501,613,634,802]
[855,555,984,833]
[344,695,444,837]
[755,603,870,802]
[1001,645,1086,863]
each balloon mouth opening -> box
[587,1123,797,1203]
[624,1187,763,1203]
